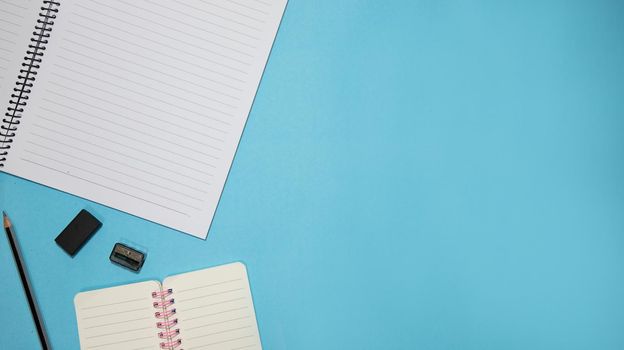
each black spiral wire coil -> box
[0,1,60,167]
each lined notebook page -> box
[2,0,287,238]
[0,0,38,94]
[74,280,162,350]
[164,262,262,350]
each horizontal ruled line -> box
[231,344,258,350]
[0,17,20,27]
[87,335,154,349]
[183,297,246,312]
[186,325,252,341]
[0,37,16,45]
[251,0,272,5]
[82,307,149,320]
[193,334,255,349]
[83,316,152,330]
[185,316,251,331]
[196,0,266,23]
[175,279,242,294]
[0,7,24,19]
[0,27,18,36]
[182,306,248,322]
[86,326,153,339]
[0,0,28,10]
[80,297,145,310]
[177,288,245,303]
[226,0,269,15]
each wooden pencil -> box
[3,211,50,350]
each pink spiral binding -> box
[155,308,177,318]
[157,319,178,329]
[152,288,173,298]
[153,299,175,308]
[152,288,182,349]
[161,339,183,349]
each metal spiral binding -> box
[0,0,60,167]
[152,288,182,349]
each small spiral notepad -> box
[74,262,261,350]
[0,0,287,238]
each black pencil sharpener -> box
[110,243,146,272]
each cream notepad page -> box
[1,0,287,238]
[75,262,261,350]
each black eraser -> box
[55,209,102,256]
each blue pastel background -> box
[2,0,624,348]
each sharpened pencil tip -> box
[3,211,9,228]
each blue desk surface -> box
[2,1,624,349]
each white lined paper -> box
[2,0,287,238]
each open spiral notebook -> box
[0,0,287,238]
[74,262,261,350]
